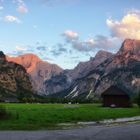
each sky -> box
[0,0,140,69]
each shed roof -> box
[101,85,129,96]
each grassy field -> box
[0,103,140,130]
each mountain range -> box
[45,39,140,100]
[2,39,140,101]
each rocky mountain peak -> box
[73,50,113,77]
[95,50,113,59]
[118,39,140,55]
[7,53,42,73]
[102,39,140,70]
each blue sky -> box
[0,0,140,69]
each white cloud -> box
[16,45,27,51]
[85,38,95,46]
[0,0,28,13]
[62,30,119,52]
[13,0,28,14]
[93,36,120,51]
[17,5,28,13]
[63,30,79,42]
[107,12,140,40]
[13,0,24,6]
[4,15,21,23]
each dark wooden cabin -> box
[101,86,131,108]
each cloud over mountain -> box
[62,30,119,52]
[107,12,140,40]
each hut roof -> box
[101,85,129,96]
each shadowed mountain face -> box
[0,51,33,101]
[7,54,63,94]
[45,39,140,100]
[93,39,140,97]
[44,50,113,95]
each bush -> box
[0,105,9,120]
[137,92,140,107]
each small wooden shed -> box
[101,86,131,107]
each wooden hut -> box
[101,85,131,107]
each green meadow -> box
[0,103,140,130]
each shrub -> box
[0,105,9,120]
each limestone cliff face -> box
[0,51,33,100]
[44,50,113,95]
[7,54,63,94]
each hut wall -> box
[103,95,131,107]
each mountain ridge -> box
[45,39,140,100]
[7,53,63,94]
[44,50,113,95]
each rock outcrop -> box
[0,51,33,101]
